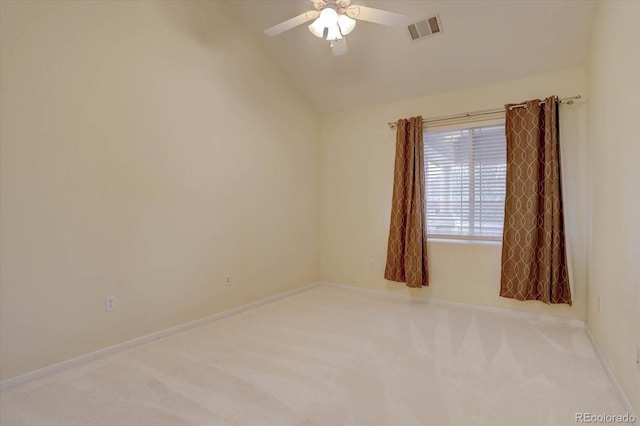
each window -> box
[424,123,506,241]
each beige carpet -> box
[0,285,628,425]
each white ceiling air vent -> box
[408,15,442,41]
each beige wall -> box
[586,1,640,413]
[0,1,320,380]
[320,68,588,321]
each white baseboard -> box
[0,282,320,391]
[320,281,586,328]
[585,326,638,418]
[7,279,633,418]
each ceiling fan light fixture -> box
[326,24,343,41]
[337,14,356,35]
[309,7,339,38]
[318,7,339,26]
[308,19,325,38]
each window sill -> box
[427,237,502,246]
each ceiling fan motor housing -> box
[313,0,352,14]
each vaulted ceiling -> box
[227,1,596,114]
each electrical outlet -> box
[105,296,116,312]
[225,274,231,286]
[636,346,640,369]
[368,260,375,270]
[597,296,601,312]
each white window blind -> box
[424,124,506,240]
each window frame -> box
[423,118,506,243]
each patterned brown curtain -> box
[384,116,428,288]
[500,97,571,305]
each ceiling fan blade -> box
[264,10,320,36]
[331,38,348,56]
[346,6,412,28]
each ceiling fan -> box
[264,0,412,56]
